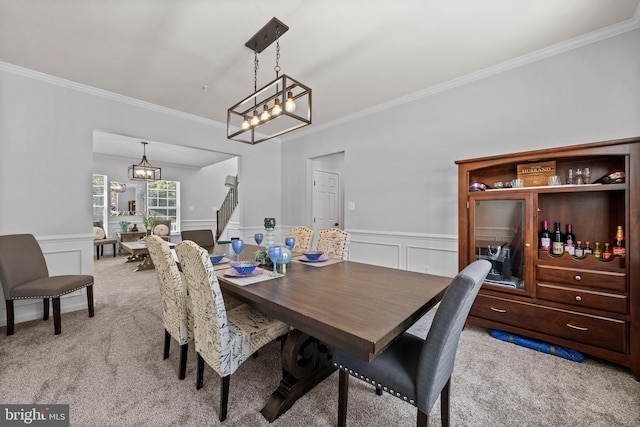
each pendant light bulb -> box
[285,91,296,113]
[241,117,251,130]
[250,110,260,126]
[272,98,282,116]
[260,104,271,121]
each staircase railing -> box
[216,185,238,241]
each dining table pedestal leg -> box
[260,329,336,422]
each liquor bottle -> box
[552,222,564,255]
[564,224,576,255]
[583,241,593,255]
[593,242,602,259]
[612,225,625,257]
[574,241,584,257]
[603,242,612,260]
[539,220,551,252]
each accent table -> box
[120,240,175,271]
[115,231,147,255]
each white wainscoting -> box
[346,229,459,278]
[0,234,95,328]
[272,227,459,278]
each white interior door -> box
[313,169,340,236]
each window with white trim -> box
[147,180,180,232]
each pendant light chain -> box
[274,26,281,78]
[253,50,259,93]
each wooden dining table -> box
[214,244,451,422]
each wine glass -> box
[284,237,295,251]
[267,245,282,277]
[254,233,264,249]
[231,239,244,262]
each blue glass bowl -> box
[303,251,324,261]
[210,254,225,264]
[230,261,259,275]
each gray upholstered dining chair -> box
[288,226,314,252]
[316,228,350,260]
[175,240,290,421]
[180,229,215,253]
[0,233,95,335]
[333,259,491,427]
[145,235,193,380]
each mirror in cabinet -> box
[470,196,526,291]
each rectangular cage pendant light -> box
[227,74,311,144]
[227,17,312,144]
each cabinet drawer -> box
[537,264,626,292]
[537,283,627,314]
[470,294,627,353]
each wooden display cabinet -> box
[456,137,639,380]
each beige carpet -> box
[0,255,638,426]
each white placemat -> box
[291,257,343,267]
[215,268,283,286]
[212,258,233,271]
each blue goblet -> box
[231,239,244,262]
[254,233,264,249]
[267,245,282,277]
[285,237,296,251]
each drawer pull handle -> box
[575,295,582,301]
[566,323,588,331]
[490,307,507,313]
[574,275,582,281]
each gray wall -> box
[0,26,638,326]
[93,154,238,233]
[279,28,640,276]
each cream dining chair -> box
[288,226,314,252]
[145,235,193,380]
[175,240,290,421]
[316,228,350,260]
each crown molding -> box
[0,61,226,130]
[283,14,640,142]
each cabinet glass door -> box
[471,198,526,290]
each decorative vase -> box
[265,228,274,247]
[119,221,130,232]
[264,217,276,247]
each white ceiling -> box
[1,1,639,166]
[92,131,236,169]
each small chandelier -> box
[110,182,127,192]
[128,142,161,181]
[227,17,312,144]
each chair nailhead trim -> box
[12,283,93,300]
[334,363,417,406]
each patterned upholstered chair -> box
[0,234,95,335]
[316,228,350,260]
[180,229,215,253]
[93,221,117,260]
[152,220,172,242]
[145,235,193,380]
[288,226,314,252]
[333,260,491,427]
[175,240,290,421]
